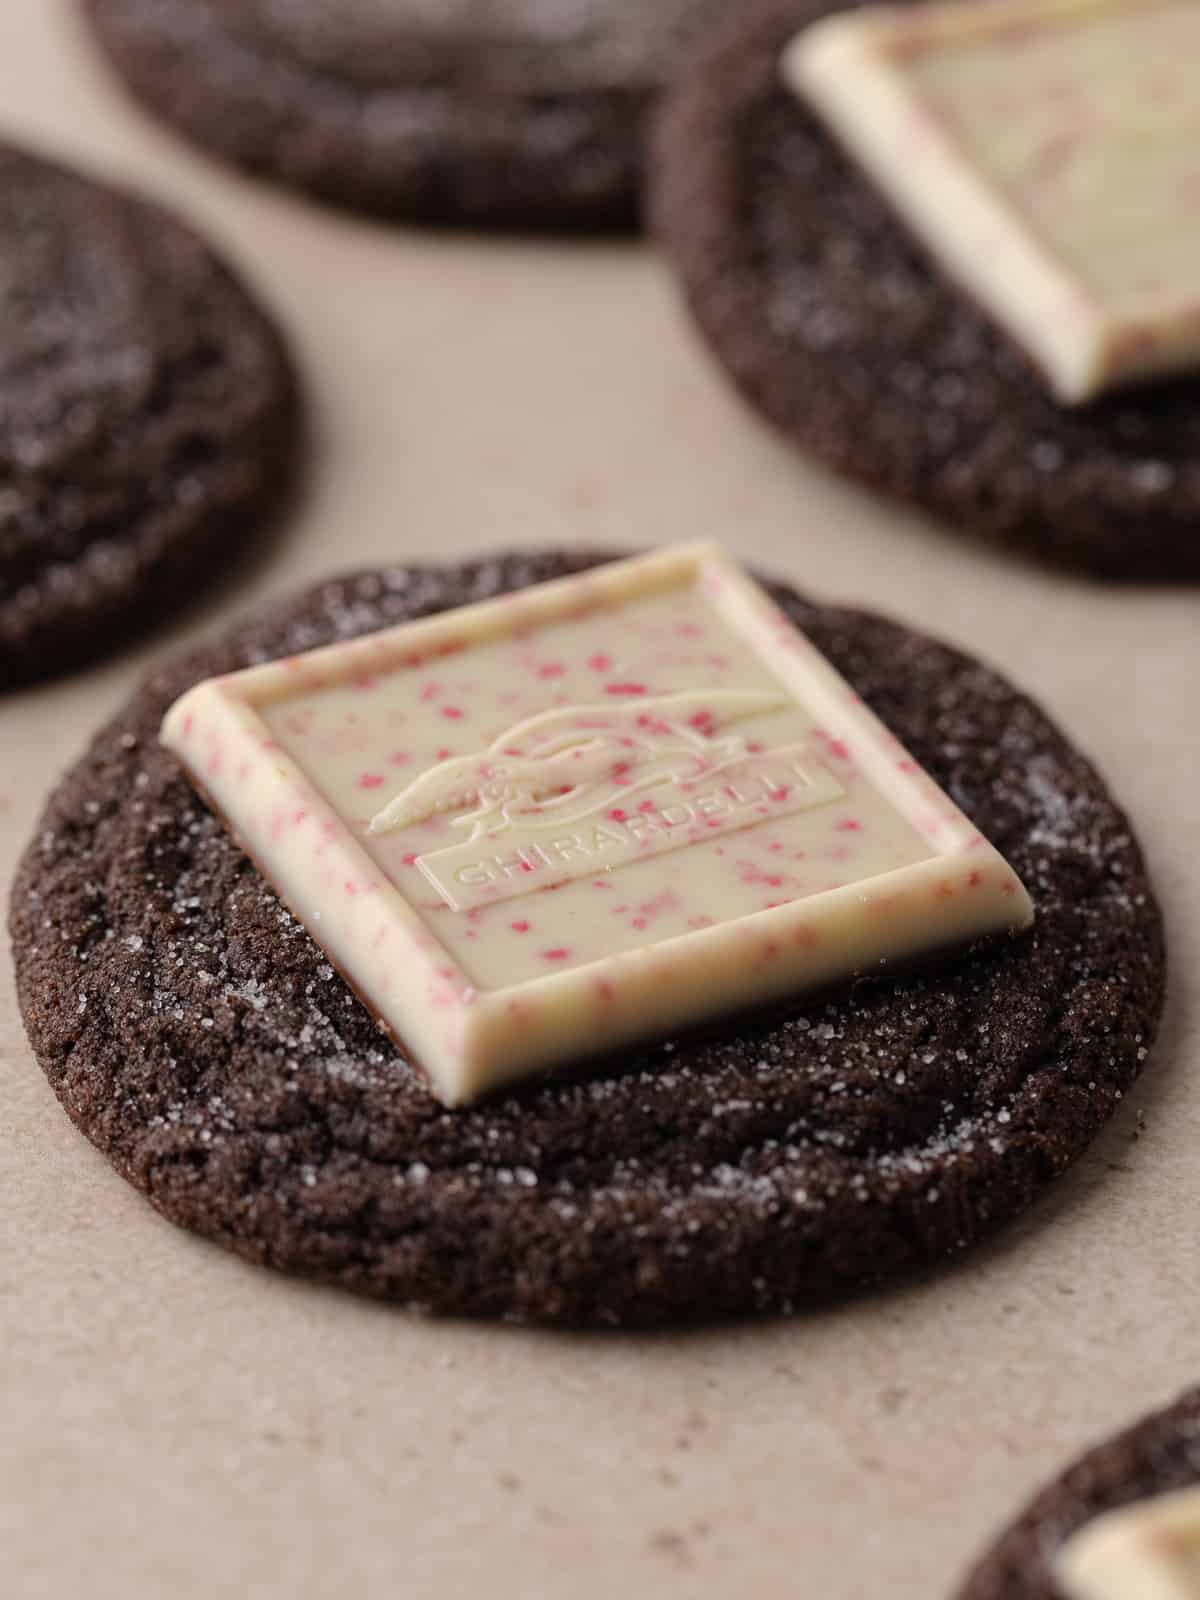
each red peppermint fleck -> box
[968,870,984,888]
[435,747,453,761]
[358,773,385,789]
[401,852,418,867]
[441,705,464,721]
[608,808,627,822]
[604,682,646,697]
[542,948,570,962]
[587,653,612,672]
[182,714,194,737]
[688,710,715,732]
[389,751,411,766]
[511,920,531,933]
[835,818,862,832]
[419,681,441,702]
[537,662,565,679]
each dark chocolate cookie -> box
[10,551,1165,1325]
[956,1387,1200,1600]
[0,140,297,688]
[651,0,1200,580]
[83,0,716,230]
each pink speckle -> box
[435,747,453,761]
[688,709,715,732]
[608,808,628,822]
[401,852,418,867]
[968,870,984,889]
[835,819,862,833]
[345,881,358,896]
[897,760,918,774]
[419,681,441,703]
[293,809,308,825]
[594,978,616,1003]
[604,682,647,697]
[542,948,571,962]
[236,760,251,781]
[389,751,412,767]
[441,706,464,721]
[587,653,613,672]
[358,773,385,790]
[537,662,565,679]
[632,917,648,931]
[182,714,194,738]
[827,738,851,761]
[511,920,531,933]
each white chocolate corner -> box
[1057,1487,1200,1600]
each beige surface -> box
[2,5,1198,1598]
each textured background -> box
[2,5,1197,1597]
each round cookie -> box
[956,1387,1200,1600]
[651,0,1200,580]
[0,141,297,688]
[10,551,1164,1326]
[83,0,717,231]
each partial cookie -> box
[957,1388,1200,1600]
[0,141,297,688]
[10,551,1164,1325]
[651,0,1200,579]
[83,0,717,230]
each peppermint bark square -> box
[160,544,1032,1105]
[787,0,1200,404]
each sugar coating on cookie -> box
[788,0,1200,403]
[162,543,1032,1105]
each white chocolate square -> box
[1057,1487,1200,1600]
[785,0,1200,404]
[160,545,1032,1106]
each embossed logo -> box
[369,691,844,912]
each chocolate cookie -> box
[651,0,1200,580]
[956,1387,1200,1600]
[83,0,716,230]
[10,551,1165,1325]
[0,141,297,688]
